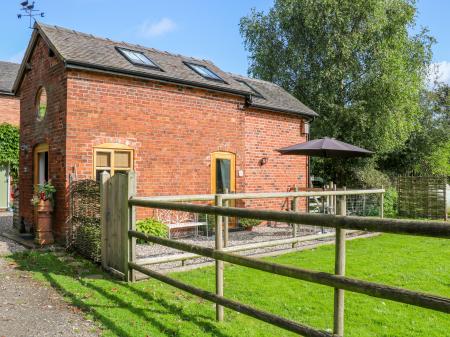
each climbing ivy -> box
[0,123,19,180]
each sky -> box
[0,0,449,83]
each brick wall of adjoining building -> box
[0,93,20,215]
[18,36,68,240]
[20,35,309,240]
[0,95,20,126]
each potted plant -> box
[239,218,262,231]
[31,180,56,245]
[32,180,56,211]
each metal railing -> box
[101,172,450,337]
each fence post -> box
[292,187,299,248]
[444,178,448,221]
[127,172,137,282]
[215,194,224,321]
[100,171,111,270]
[334,186,346,336]
[380,186,384,219]
[224,188,229,248]
[332,183,337,215]
[116,173,134,282]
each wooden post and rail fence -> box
[100,172,450,337]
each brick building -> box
[0,61,20,210]
[14,23,317,240]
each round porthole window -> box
[36,87,48,121]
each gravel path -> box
[0,213,26,255]
[0,213,101,337]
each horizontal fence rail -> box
[136,188,385,202]
[129,230,450,314]
[129,198,450,238]
[135,231,341,267]
[129,261,337,337]
[101,173,448,337]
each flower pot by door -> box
[35,200,54,245]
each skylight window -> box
[184,62,224,82]
[116,47,159,69]
[235,79,264,99]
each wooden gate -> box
[99,171,135,276]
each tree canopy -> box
[240,0,436,186]
[381,84,450,176]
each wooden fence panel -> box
[397,176,448,220]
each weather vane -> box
[17,1,45,29]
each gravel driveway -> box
[0,213,101,337]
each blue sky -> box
[0,0,449,82]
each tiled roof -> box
[38,23,251,96]
[19,22,318,118]
[230,73,318,117]
[0,61,20,94]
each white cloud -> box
[428,61,450,86]
[138,18,176,38]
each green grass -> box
[9,234,449,337]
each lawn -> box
[9,234,449,337]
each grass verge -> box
[8,234,450,337]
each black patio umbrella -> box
[277,137,373,158]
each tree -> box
[380,84,450,176]
[240,0,434,186]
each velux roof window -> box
[185,62,224,82]
[235,79,264,99]
[116,47,160,69]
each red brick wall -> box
[66,70,246,222]
[244,109,308,211]
[0,94,20,212]
[66,71,308,220]
[20,34,309,239]
[18,36,67,239]
[0,95,20,126]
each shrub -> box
[136,218,168,244]
[239,218,262,229]
[383,187,398,218]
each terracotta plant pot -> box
[37,199,53,213]
[35,200,54,245]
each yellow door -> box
[34,143,49,186]
[211,152,236,194]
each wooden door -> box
[34,143,49,186]
[211,152,236,226]
[211,152,236,195]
